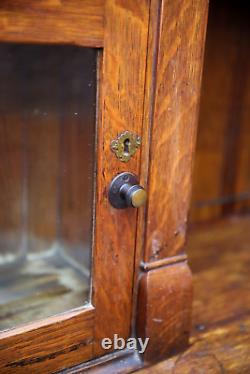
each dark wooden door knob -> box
[108,172,147,209]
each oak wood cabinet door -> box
[0,1,149,372]
[0,0,209,372]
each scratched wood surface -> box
[190,0,250,222]
[0,0,104,47]
[143,0,208,262]
[137,215,250,373]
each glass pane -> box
[0,44,96,330]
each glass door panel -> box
[0,44,96,330]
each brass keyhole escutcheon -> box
[110,131,141,162]
[123,138,130,156]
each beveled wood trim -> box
[0,305,94,339]
[136,261,193,362]
[92,0,150,356]
[134,0,208,363]
[0,307,94,373]
[143,0,209,262]
[141,253,187,271]
[0,0,104,47]
[131,0,162,338]
[132,0,161,299]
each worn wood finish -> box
[0,0,104,47]
[136,262,193,362]
[141,253,187,271]
[60,216,250,373]
[143,0,208,261]
[138,215,250,373]
[133,0,208,364]
[0,0,150,371]
[0,307,94,373]
[191,0,250,223]
[0,0,209,371]
[92,0,150,355]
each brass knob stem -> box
[108,172,147,209]
[120,183,147,208]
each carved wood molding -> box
[136,261,193,362]
[134,0,209,363]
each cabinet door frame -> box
[0,1,150,372]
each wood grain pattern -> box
[59,215,250,372]
[0,0,151,370]
[136,262,193,362]
[133,0,208,364]
[143,0,208,261]
[0,0,210,370]
[0,0,104,47]
[0,307,94,373]
[138,215,250,373]
[92,0,150,356]
[131,0,162,339]
[190,0,250,222]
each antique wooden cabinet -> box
[0,1,208,372]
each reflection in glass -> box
[0,44,96,330]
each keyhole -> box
[123,138,130,155]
